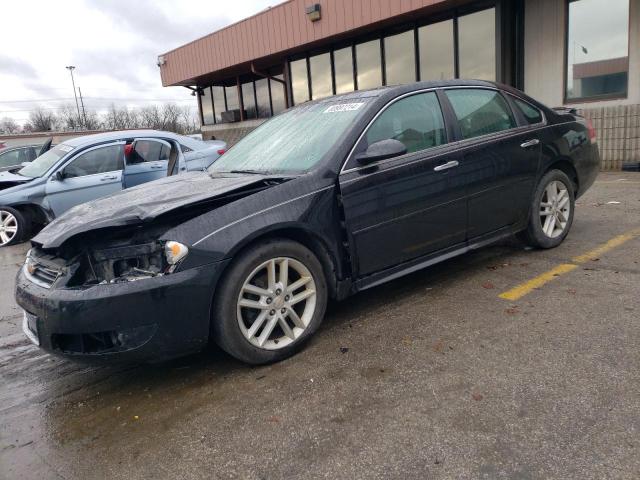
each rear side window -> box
[130,140,165,164]
[445,89,516,140]
[365,91,446,154]
[512,97,543,125]
[64,145,124,178]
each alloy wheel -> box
[237,257,317,350]
[0,210,18,246]
[539,180,571,239]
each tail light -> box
[586,118,597,144]
[217,148,226,155]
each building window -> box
[225,86,239,112]
[384,30,416,85]
[566,0,629,101]
[212,86,225,123]
[241,82,257,119]
[356,39,382,90]
[458,8,496,81]
[270,74,287,114]
[334,46,354,94]
[310,53,333,99]
[419,20,455,81]
[200,87,214,125]
[290,58,310,105]
[255,78,271,118]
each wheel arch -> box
[544,159,580,196]
[218,224,345,301]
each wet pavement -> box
[1,172,639,479]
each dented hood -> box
[34,171,270,248]
[0,170,31,188]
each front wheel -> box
[519,169,575,249]
[212,239,328,365]
[0,207,28,247]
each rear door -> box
[46,142,125,216]
[442,88,541,240]
[123,138,171,188]
[339,90,467,276]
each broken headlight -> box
[74,241,189,286]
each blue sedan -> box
[0,130,226,246]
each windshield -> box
[18,144,73,178]
[209,100,370,174]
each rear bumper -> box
[15,260,229,363]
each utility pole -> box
[78,87,87,129]
[65,66,81,129]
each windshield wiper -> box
[227,169,266,175]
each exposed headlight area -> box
[26,240,190,288]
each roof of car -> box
[60,130,186,148]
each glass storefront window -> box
[419,20,455,81]
[242,82,257,119]
[356,39,382,90]
[255,78,271,118]
[310,53,333,99]
[384,30,416,85]
[225,86,239,112]
[200,87,214,125]
[212,86,225,123]
[270,74,287,114]
[334,46,354,94]
[566,0,629,101]
[290,58,309,105]
[458,8,496,81]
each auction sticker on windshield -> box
[324,103,364,113]
[58,145,74,153]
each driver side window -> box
[64,144,124,178]
[365,92,446,154]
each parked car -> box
[0,142,51,172]
[0,130,226,246]
[15,80,600,364]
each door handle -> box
[433,160,459,172]
[150,163,165,169]
[520,139,540,148]
[100,175,118,181]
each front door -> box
[123,138,171,188]
[339,91,467,277]
[442,88,541,239]
[46,142,125,216]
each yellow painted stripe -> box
[498,264,578,301]
[499,228,640,302]
[572,228,640,264]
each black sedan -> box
[15,80,600,364]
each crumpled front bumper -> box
[15,259,229,362]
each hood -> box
[0,171,31,189]
[34,171,274,249]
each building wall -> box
[524,0,640,169]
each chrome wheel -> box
[237,257,317,350]
[0,210,18,246]
[539,180,571,239]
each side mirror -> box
[354,139,407,165]
[55,170,66,181]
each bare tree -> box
[0,117,20,134]
[58,104,83,131]
[29,108,57,132]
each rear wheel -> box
[212,239,328,365]
[519,169,575,249]
[0,207,27,247]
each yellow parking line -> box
[499,228,640,302]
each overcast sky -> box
[0,0,280,125]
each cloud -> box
[0,55,38,78]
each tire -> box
[212,238,328,365]
[0,206,28,247]
[518,169,575,249]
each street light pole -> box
[65,66,82,128]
